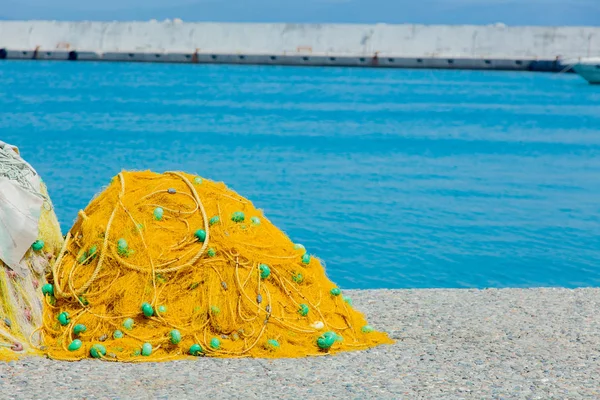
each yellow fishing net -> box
[0,183,64,361]
[42,171,392,361]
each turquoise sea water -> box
[1,61,600,289]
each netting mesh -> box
[42,171,392,361]
[0,183,64,361]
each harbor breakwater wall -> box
[0,21,599,71]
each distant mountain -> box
[0,0,597,26]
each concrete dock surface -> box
[1,288,598,399]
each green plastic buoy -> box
[68,339,82,352]
[292,273,303,284]
[330,288,341,296]
[207,248,216,257]
[293,243,305,251]
[194,177,203,185]
[301,253,311,264]
[42,283,54,296]
[141,343,152,356]
[189,343,203,356]
[231,211,245,223]
[73,324,87,335]
[170,329,181,345]
[58,312,70,326]
[141,302,154,317]
[78,252,87,264]
[78,252,88,264]
[31,240,44,252]
[210,305,220,315]
[123,318,134,330]
[317,331,338,350]
[343,296,353,307]
[266,339,280,351]
[194,229,207,242]
[113,330,124,339]
[361,325,374,333]
[157,305,167,315]
[298,303,309,317]
[250,216,260,225]
[117,238,128,256]
[259,264,271,279]
[90,344,106,358]
[210,337,221,350]
[88,245,98,259]
[153,207,164,221]
[209,216,220,226]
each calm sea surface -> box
[1,61,600,289]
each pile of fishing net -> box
[0,142,63,361]
[43,170,392,361]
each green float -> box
[88,245,97,259]
[301,253,311,264]
[298,304,309,316]
[117,238,128,256]
[141,343,152,356]
[189,344,203,356]
[57,312,70,326]
[210,337,221,350]
[41,283,54,296]
[90,344,107,358]
[68,339,82,352]
[266,339,280,350]
[170,330,181,345]
[231,211,245,222]
[259,264,271,279]
[194,229,207,242]
[316,331,338,350]
[141,302,154,317]
[123,318,134,330]
[31,240,44,252]
[73,324,87,335]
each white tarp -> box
[0,142,43,274]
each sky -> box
[0,0,598,26]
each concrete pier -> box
[0,21,599,71]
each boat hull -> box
[573,64,600,84]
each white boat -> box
[567,57,600,84]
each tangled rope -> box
[42,171,391,361]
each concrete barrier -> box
[0,21,598,71]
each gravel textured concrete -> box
[1,288,599,399]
